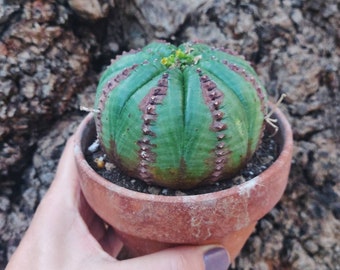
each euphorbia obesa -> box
[94,41,268,189]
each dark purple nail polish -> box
[204,247,230,270]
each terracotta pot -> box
[74,107,293,261]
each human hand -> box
[6,137,230,270]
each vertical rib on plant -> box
[94,41,268,189]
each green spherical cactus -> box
[94,41,268,189]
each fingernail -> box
[204,247,230,270]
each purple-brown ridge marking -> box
[109,49,141,66]
[214,47,241,57]
[198,69,229,181]
[222,59,266,115]
[137,73,169,182]
[96,64,138,147]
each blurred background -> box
[0,0,339,269]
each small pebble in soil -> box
[88,139,100,153]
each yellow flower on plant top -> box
[161,58,168,65]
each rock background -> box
[0,0,339,269]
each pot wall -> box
[74,107,293,259]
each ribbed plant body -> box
[94,42,268,189]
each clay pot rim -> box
[74,106,293,203]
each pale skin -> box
[6,137,228,270]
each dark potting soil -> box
[85,128,279,196]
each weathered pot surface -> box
[74,107,293,260]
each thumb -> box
[114,245,230,270]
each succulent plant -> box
[94,41,268,189]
